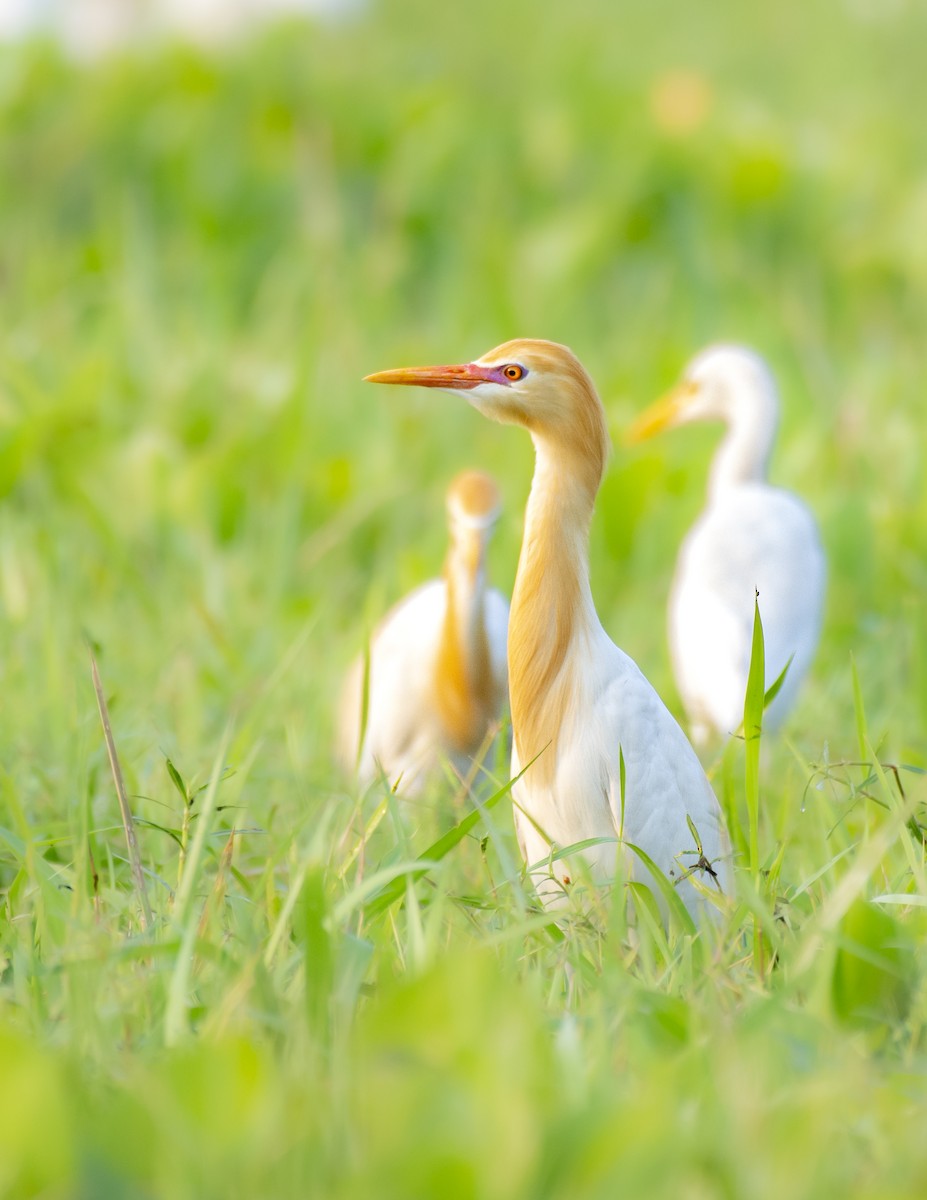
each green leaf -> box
[744,593,765,884]
[763,654,793,710]
[831,899,915,1030]
[523,836,619,874]
[622,841,698,938]
[627,881,670,965]
[300,866,333,1042]
[356,636,373,772]
[744,592,767,741]
[872,893,927,907]
[165,757,190,807]
[685,813,702,855]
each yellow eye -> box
[503,364,525,381]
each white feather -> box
[512,624,731,918]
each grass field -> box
[2,1,927,1195]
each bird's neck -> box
[508,436,603,781]
[434,533,496,754]
[708,395,778,500]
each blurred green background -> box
[2,0,927,1196]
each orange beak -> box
[364,362,497,390]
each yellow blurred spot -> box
[650,70,713,136]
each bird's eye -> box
[502,364,526,382]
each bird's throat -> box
[708,400,777,498]
[434,538,497,754]
[508,439,600,783]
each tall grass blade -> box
[301,865,334,1043]
[743,595,768,972]
[763,654,793,710]
[164,723,233,1044]
[743,593,766,885]
[356,637,372,772]
[172,724,233,927]
[88,646,153,932]
[872,894,927,907]
[622,841,698,938]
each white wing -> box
[512,631,731,924]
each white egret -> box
[628,344,826,744]
[366,340,731,922]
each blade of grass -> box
[743,595,768,973]
[356,636,372,772]
[165,723,233,1045]
[523,836,621,874]
[622,841,698,939]
[197,827,236,940]
[265,859,310,968]
[337,793,388,881]
[172,723,233,927]
[743,593,766,886]
[357,765,525,921]
[332,860,442,924]
[89,645,153,932]
[763,654,793,711]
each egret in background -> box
[339,470,509,794]
[366,340,731,922]
[628,345,826,744]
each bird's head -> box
[366,338,608,487]
[627,344,777,442]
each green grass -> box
[3,0,927,1195]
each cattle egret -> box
[366,340,731,922]
[628,345,826,744]
[338,470,509,793]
